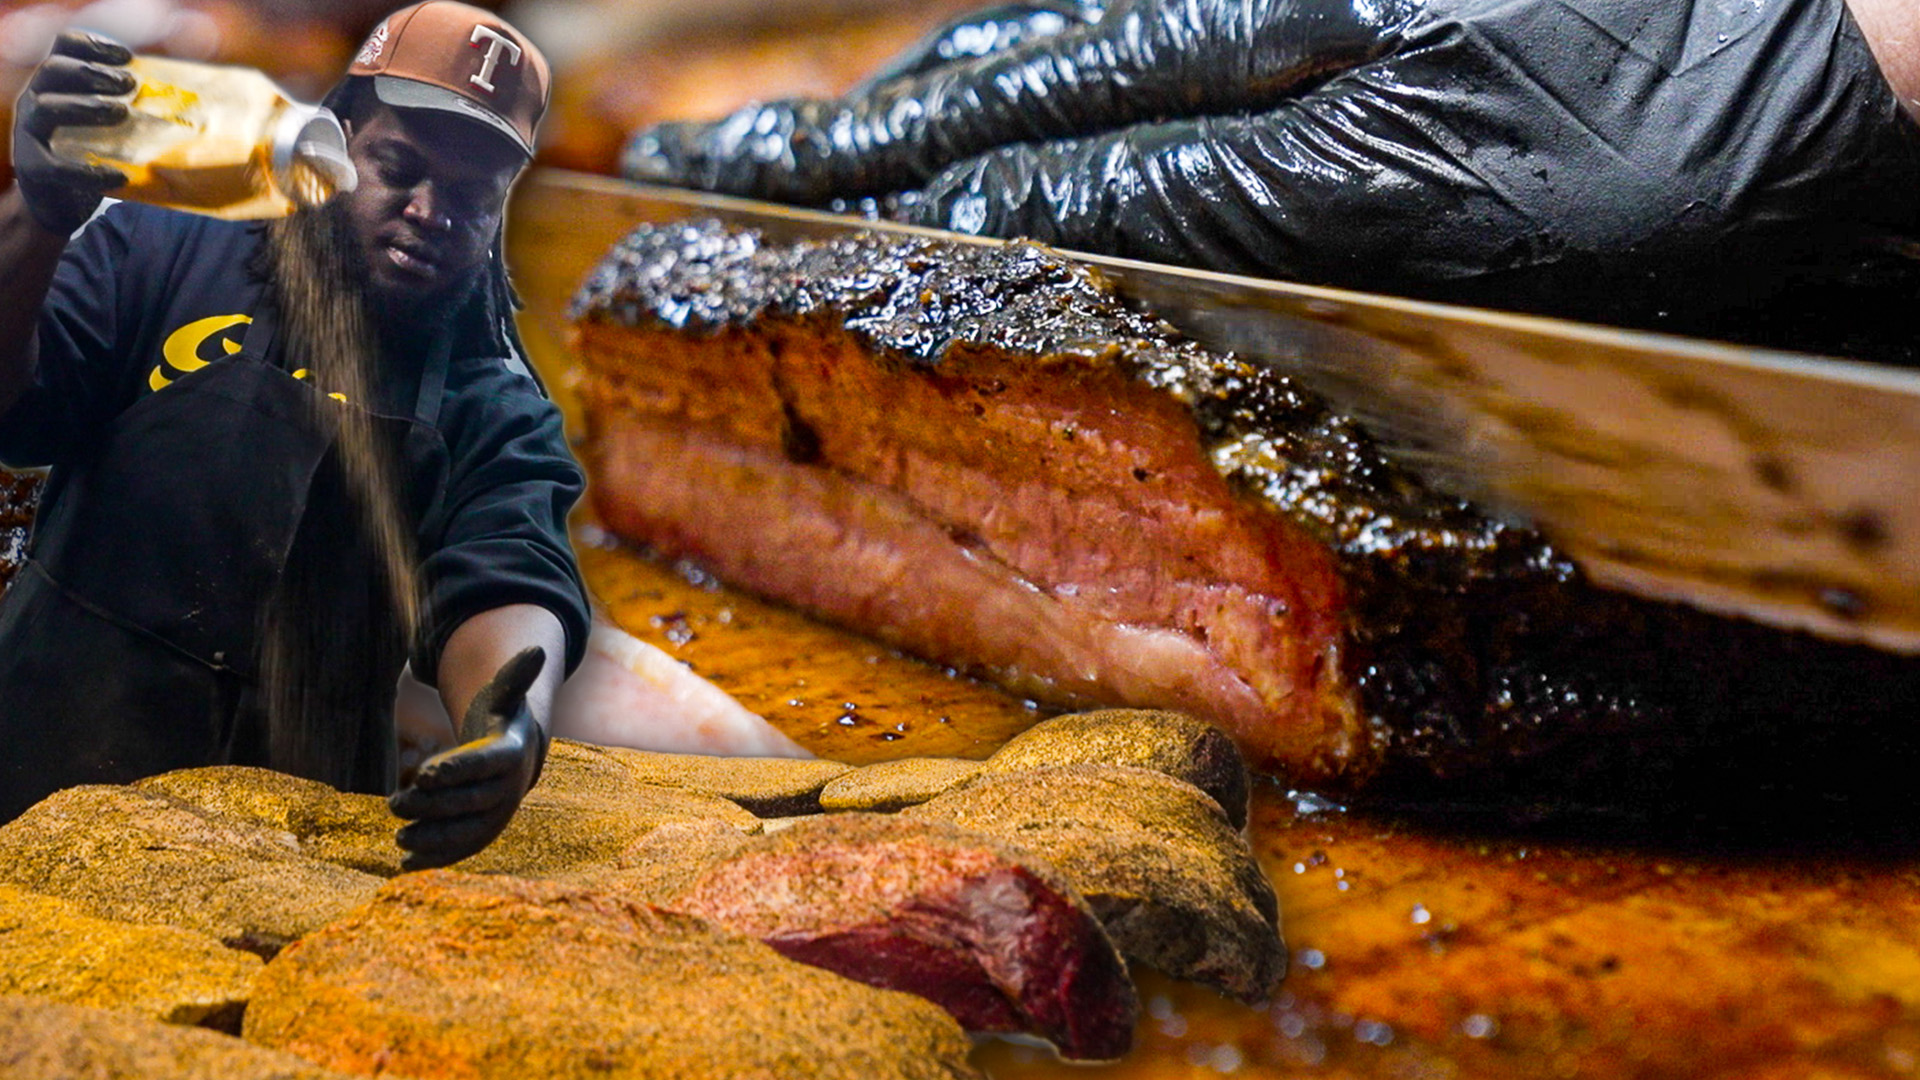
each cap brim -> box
[371,75,533,156]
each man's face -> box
[335,100,525,311]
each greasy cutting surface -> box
[987,789,1920,1080]
[580,534,1920,1080]
[578,527,1048,763]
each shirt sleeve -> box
[412,358,591,685]
[0,203,139,467]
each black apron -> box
[0,301,450,821]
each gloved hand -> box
[389,646,549,870]
[627,0,1411,207]
[11,30,134,236]
[625,0,1920,356]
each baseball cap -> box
[348,1,550,157]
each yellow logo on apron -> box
[149,315,349,402]
[150,314,249,391]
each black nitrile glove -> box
[626,0,1920,360]
[389,646,549,871]
[11,30,134,236]
[626,0,1417,206]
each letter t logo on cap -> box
[350,2,551,155]
[468,25,523,94]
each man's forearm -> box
[0,186,68,417]
[436,604,568,739]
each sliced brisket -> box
[570,221,1920,816]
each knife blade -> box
[508,170,1920,654]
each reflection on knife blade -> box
[1108,261,1920,655]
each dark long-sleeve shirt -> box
[0,199,590,686]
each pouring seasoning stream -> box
[257,203,423,785]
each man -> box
[0,1,590,869]
[629,0,1920,363]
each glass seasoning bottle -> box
[48,55,358,220]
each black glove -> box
[626,0,1920,359]
[11,30,134,236]
[389,646,549,871]
[627,0,1415,206]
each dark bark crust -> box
[574,221,1920,827]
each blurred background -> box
[0,0,987,183]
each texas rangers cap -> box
[348,1,550,156]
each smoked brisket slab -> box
[570,221,1920,818]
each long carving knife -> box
[509,170,1920,654]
